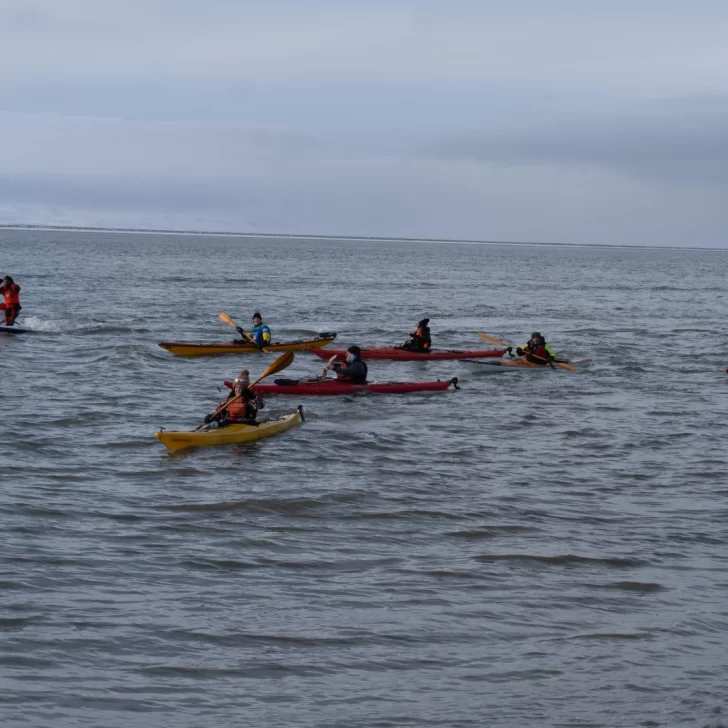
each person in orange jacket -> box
[204,370,263,427]
[0,275,22,325]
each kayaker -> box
[332,346,368,384]
[250,312,271,349]
[514,332,556,366]
[402,318,431,352]
[0,275,22,326]
[205,370,262,427]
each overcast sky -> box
[1,0,727,246]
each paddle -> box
[477,332,579,372]
[218,311,266,348]
[196,351,295,429]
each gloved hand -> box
[516,347,524,356]
[204,414,213,423]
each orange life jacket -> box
[226,390,257,421]
[2,284,20,306]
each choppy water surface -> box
[1,230,727,728]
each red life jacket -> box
[525,342,549,364]
[2,284,20,306]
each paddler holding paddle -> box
[331,346,368,383]
[513,332,557,367]
[203,369,263,428]
[478,332,578,371]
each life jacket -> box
[337,358,368,384]
[414,327,431,350]
[225,389,257,421]
[2,283,20,306]
[524,340,552,364]
[251,323,271,345]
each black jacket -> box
[336,358,368,384]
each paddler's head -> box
[2,275,12,285]
[530,332,543,344]
[252,312,262,325]
[234,369,250,391]
[346,345,361,363]
[418,318,430,329]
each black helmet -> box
[531,331,542,339]
[252,312,262,320]
[418,318,430,328]
[347,345,362,357]
[2,275,13,284]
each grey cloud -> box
[423,103,728,187]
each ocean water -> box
[1,229,727,728]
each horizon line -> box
[0,223,725,252]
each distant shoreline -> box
[0,223,724,252]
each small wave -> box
[474,554,646,568]
[589,581,666,593]
[163,491,364,515]
[445,526,535,540]
[20,316,144,334]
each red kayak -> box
[224,378,459,395]
[309,347,506,361]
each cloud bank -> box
[1,1,727,246]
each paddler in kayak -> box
[233,312,272,347]
[401,318,432,352]
[250,312,271,348]
[511,332,557,366]
[204,369,263,427]
[0,275,22,326]
[332,346,368,384]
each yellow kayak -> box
[159,334,336,357]
[155,408,303,452]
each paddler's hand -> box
[516,347,524,356]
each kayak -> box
[155,407,303,452]
[310,346,506,362]
[159,333,337,357]
[0,323,35,335]
[461,357,591,373]
[224,377,459,395]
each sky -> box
[1,0,728,246]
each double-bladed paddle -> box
[196,351,295,429]
[477,332,579,372]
